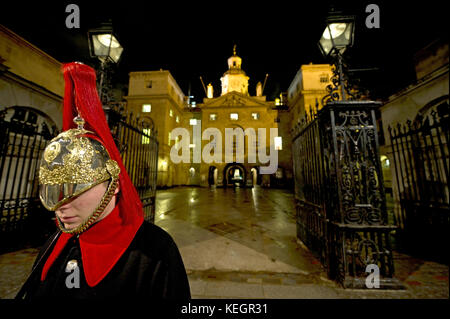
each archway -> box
[223,163,246,188]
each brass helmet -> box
[39,116,120,234]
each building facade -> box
[125,70,187,188]
[127,48,297,188]
[379,39,448,259]
[0,25,64,247]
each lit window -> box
[190,119,197,125]
[176,116,180,123]
[142,104,151,112]
[146,81,152,88]
[169,109,173,117]
[320,74,329,83]
[142,128,151,144]
[230,113,238,120]
[274,136,282,150]
[251,112,260,120]
[209,113,217,121]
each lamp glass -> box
[318,17,355,57]
[90,32,123,63]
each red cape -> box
[41,62,143,287]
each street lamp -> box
[318,13,355,102]
[87,22,123,104]
[88,22,123,63]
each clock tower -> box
[220,45,250,96]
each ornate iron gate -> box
[0,107,58,252]
[105,103,159,223]
[388,100,449,263]
[292,101,401,288]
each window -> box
[251,112,260,120]
[230,113,238,120]
[320,74,329,83]
[169,109,173,117]
[190,119,197,125]
[176,116,180,123]
[274,136,282,151]
[142,104,151,113]
[142,128,151,144]
[209,113,217,121]
[146,81,152,88]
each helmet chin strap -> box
[56,178,119,235]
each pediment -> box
[201,91,269,108]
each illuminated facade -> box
[127,47,295,188]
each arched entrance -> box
[223,163,246,188]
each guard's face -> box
[55,181,108,230]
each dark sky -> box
[1,1,447,102]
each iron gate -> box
[106,102,159,223]
[388,100,449,263]
[292,101,401,288]
[0,107,58,252]
[0,103,159,252]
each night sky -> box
[1,1,447,102]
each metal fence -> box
[388,101,449,263]
[105,102,159,223]
[0,107,58,252]
[292,101,401,288]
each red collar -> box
[41,205,143,287]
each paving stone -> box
[1,187,448,299]
[204,281,264,298]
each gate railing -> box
[292,101,402,289]
[388,102,449,263]
[0,107,58,252]
[105,102,159,223]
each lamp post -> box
[87,22,123,105]
[318,13,355,103]
[292,10,402,289]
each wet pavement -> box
[0,186,448,299]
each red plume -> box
[62,62,144,225]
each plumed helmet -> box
[39,116,120,212]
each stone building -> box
[125,70,187,188]
[379,39,448,257]
[287,63,333,127]
[0,24,63,129]
[126,47,292,188]
[0,25,64,241]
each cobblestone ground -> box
[1,186,448,299]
